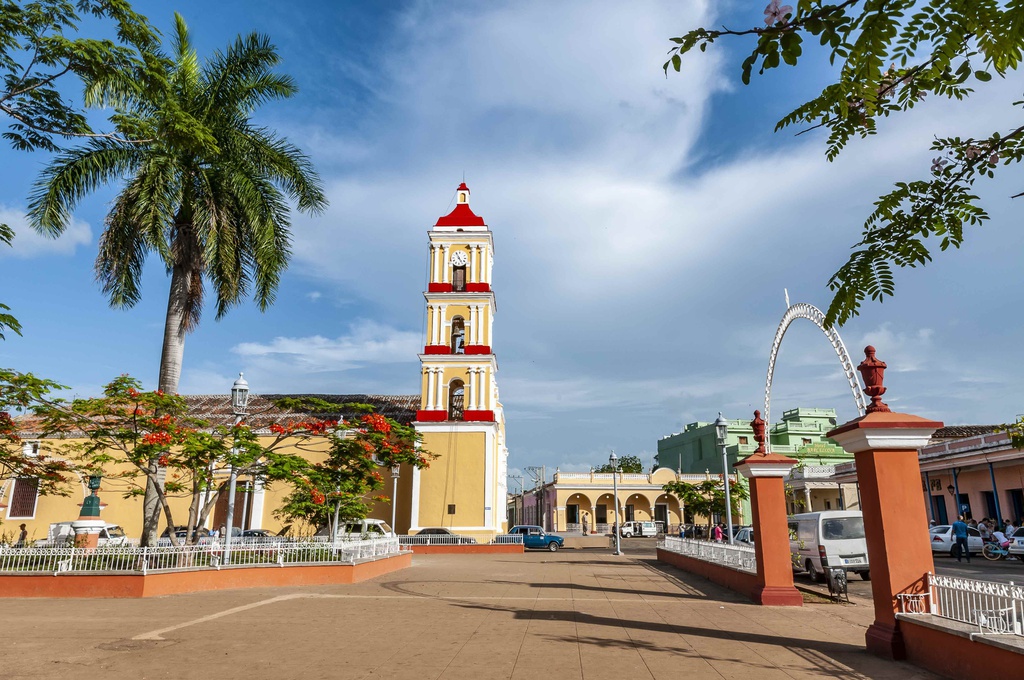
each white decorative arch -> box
[764,301,867,429]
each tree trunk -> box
[141,261,191,547]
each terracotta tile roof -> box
[16,393,420,437]
[930,425,1003,440]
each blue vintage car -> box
[508,525,564,551]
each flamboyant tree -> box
[274,412,434,534]
[34,375,310,545]
[665,1,1024,327]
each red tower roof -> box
[435,183,485,227]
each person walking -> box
[712,523,723,543]
[952,514,970,563]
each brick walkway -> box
[4,551,942,679]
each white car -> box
[1002,528,1024,560]
[929,524,983,557]
[620,521,657,538]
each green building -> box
[656,408,858,518]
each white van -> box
[620,521,658,538]
[316,518,395,540]
[37,521,130,547]
[788,511,870,582]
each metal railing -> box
[898,572,1024,636]
[0,537,400,574]
[490,534,524,545]
[399,534,478,546]
[658,536,757,574]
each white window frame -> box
[6,476,40,520]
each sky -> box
[1,1,1023,490]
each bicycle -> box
[982,540,1011,561]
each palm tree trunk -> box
[141,262,190,546]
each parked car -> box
[929,524,984,557]
[35,521,130,547]
[508,525,564,551]
[620,521,658,538]
[734,527,755,547]
[315,519,396,540]
[412,527,477,544]
[1005,528,1024,560]
[789,511,870,582]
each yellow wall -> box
[416,430,486,531]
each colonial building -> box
[657,408,859,516]
[832,425,1024,525]
[513,468,745,534]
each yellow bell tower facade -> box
[412,183,508,539]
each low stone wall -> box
[657,548,761,602]
[405,544,523,555]
[0,552,411,598]
[898,614,1024,677]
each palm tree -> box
[28,14,327,543]
[29,13,326,392]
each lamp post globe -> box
[610,451,622,556]
[715,412,734,545]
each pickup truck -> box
[508,525,564,551]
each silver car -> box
[734,527,755,547]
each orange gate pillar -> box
[827,346,942,660]
[734,410,803,606]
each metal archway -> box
[764,300,867,430]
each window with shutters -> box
[8,477,39,518]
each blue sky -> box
[1,1,1022,486]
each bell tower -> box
[412,183,507,538]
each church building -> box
[408,184,509,540]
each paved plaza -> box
[4,551,941,680]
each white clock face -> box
[451,251,468,266]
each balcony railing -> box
[657,536,757,573]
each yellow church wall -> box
[415,430,488,535]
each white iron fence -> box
[658,536,757,574]
[490,534,524,545]
[898,572,1024,637]
[0,537,400,575]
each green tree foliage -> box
[0,0,162,152]
[594,454,644,473]
[662,478,749,534]
[0,224,21,339]
[273,412,435,533]
[665,1,1024,327]
[33,375,310,545]
[0,369,78,511]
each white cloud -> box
[306,291,322,302]
[232,320,420,373]
[0,204,91,257]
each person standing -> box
[712,523,723,543]
[952,515,970,563]
[15,523,27,547]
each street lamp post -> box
[610,450,622,556]
[225,372,249,564]
[390,464,400,534]
[715,412,734,544]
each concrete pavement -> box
[3,551,941,679]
